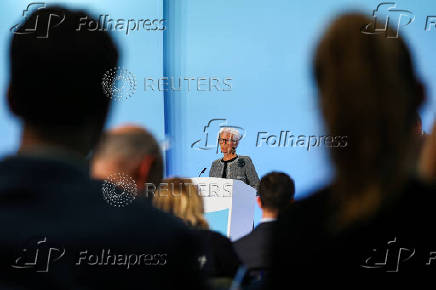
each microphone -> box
[199,167,207,177]
[231,146,236,154]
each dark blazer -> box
[270,178,436,286]
[0,155,206,290]
[233,221,275,270]
[192,229,240,278]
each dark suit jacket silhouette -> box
[192,229,240,278]
[270,178,436,286]
[0,154,207,290]
[233,221,275,270]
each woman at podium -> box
[209,127,260,190]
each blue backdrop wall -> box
[0,0,435,203]
[160,0,436,199]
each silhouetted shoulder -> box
[0,156,206,290]
[234,221,275,269]
[272,179,436,278]
[193,229,240,278]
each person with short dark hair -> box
[0,6,205,290]
[257,172,295,214]
[233,172,295,270]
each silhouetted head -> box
[257,172,295,214]
[313,13,425,228]
[92,124,164,193]
[8,6,119,156]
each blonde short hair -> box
[152,178,209,229]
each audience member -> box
[153,178,240,279]
[270,13,436,285]
[0,6,205,290]
[234,172,294,270]
[92,124,163,201]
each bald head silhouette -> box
[92,124,163,195]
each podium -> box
[190,177,256,241]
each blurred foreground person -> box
[271,13,436,285]
[92,124,163,202]
[153,178,240,282]
[0,6,205,290]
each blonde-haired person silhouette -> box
[153,178,240,279]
